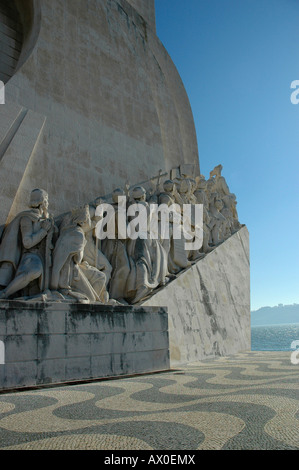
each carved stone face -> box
[197,177,206,190]
[29,189,49,212]
[42,195,49,212]
[163,180,174,193]
[215,199,223,211]
[207,178,216,193]
[72,205,91,229]
[131,186,146,202]
[179,179,189,194]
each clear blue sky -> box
[155,0,299,312]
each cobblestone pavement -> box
[0,351,298,450]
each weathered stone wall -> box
[143,227,251,366]
[0,0,199,224]
[0,302,169,390]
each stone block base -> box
[0,301,169,391]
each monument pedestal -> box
[0,301,169,391]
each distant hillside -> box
[251,304,299,326]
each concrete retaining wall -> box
[143,227,251,366]
[0,302,169,391]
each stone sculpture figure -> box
[147,172,163,204]
[194,177,213,254]
[177,177,197,205]
[160,178,197,263]
[0,166,242,305]
[220,204,234,240]
[222,193,242,233]
[158,181,192,274]
[205,178,225,246]
[100,188,131,303]
[51,205,105,302]
[160,180,176,200]
[183,178,205,262]
[0,189,54,299]
[175,178,191,205]
[159,180,183,209]
[188,179,198,205]
[157,191,188,275]
[125,186,168,304]
[83,205,112,299]
[210,164,230,198]
[194,175,210,210]
[152,176,202,266]
[209,164,242,235]
[165,180,184,207]
[213,198,228,244]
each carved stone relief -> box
[0,165,243,304]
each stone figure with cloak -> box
[100,188,131,303]
[50,205,107,302]
[157,181,190,274]
[125,186,168,304]
[0,189,54,299]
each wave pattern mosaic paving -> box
[0,352,298,450]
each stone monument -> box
[0,0,250,390]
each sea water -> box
[251,323,299,351]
